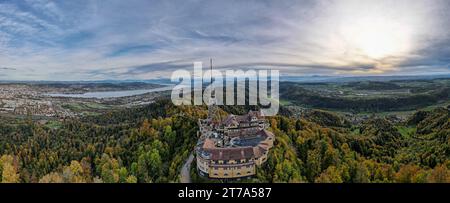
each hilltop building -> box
[195,59,274,179]
[195,110,274,179]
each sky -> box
[0,0,449,80]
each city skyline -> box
[0,0,449,80]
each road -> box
[180,153,194,183]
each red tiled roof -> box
[202,138,216,149]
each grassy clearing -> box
[279,99,293,106]
[62,102,110,112]
[45,120,62,129]
[396,126,416,138]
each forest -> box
[0,100,203,183]
[0,98,449,183]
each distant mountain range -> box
[0,74,449,84]
[279,74,450,83]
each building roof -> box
[253,146,266,158]
[202,138,216,149]
[226,128,260,137]
[199,129,274,161]
[220,110,263,127]
[257,129,274,138]
[206,147,255,161]
[222,114,239,126]
[248,110,262,118]
[197,110,274,163]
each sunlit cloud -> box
[0,0,448,80]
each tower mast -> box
[207,58,216,121]
[210,58,214,99]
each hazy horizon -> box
[0,73,449,83]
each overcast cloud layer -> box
[0,0,449,80]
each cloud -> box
[24,0,63,20]
[0,0,448,80]
[0,66,16,70]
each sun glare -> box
[341,17,412,59]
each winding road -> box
[180,153,194,183]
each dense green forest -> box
[0,99,449,183]
[0,100,204,183]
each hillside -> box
[0,97,449,183]
[280,79,450,112]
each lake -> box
[46,86,173,99]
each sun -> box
[340,17,412,59]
